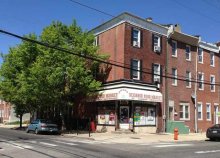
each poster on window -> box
[146,107,156,125]
[98,107,115,125]
[134,106,141,125]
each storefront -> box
[91,80,163,133]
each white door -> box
[119,106,129,129]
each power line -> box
[173,0,220,24]
[68,0,115,18]
[0,28,219,87]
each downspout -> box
[194,45,198,133]
[164,25,174,132]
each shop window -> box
[97,105,115,125]
[134,106,156,126]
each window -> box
[198,48,203,63]
[153,35,161,52]
[210,75,215,92]
[197,103,203,120]
[210,52,215,67]
[186,45,191,61]
[179,103,190,120]
[132,28,141,47]
[206,103,211,121]
[186,71,191,88]
[172,68,177,85]
[172,40,177,57]
[131,59,141,80]
[94,36,99,46]
[198,73,204,90]
[153,64,161,83]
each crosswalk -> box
[0,139,194,151]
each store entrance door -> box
[119,106,129,129]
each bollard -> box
[174,128,178,140]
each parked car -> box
[26,119,59,134]
[206,124,220,140]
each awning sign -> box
[94,88,162,103]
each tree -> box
[0,20,108,129]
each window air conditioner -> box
[154,77,160,83]
[133,41,139,47]
[154,46,161,52]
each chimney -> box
[146,17,153,22]
[174,24,181,32]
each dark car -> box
[206,124,220,140]
[26,119,59,134]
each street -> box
[1,127,220,158]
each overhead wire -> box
[0,29,219,86]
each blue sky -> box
[0,0,220,57]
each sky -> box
[0,0,220,60]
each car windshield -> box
[40,120,53,124]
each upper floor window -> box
[172,40,177,57]
[132,28,141,47]
[94,36,99,46]
[172,68,177,86]
[198,48,203,63]
[186,71,191,88]
[153,64,161,83]
[210,52,215,67]
[186,45,191,61]
[153,34,161,53]
[131,59,141,80]
[198,72,204,90]
[210,75,215,92]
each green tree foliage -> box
[0,21,108,128]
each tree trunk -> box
[19,114,23,128]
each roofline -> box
[90,12,169,37]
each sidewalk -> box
[61,132,207,144]
[0,124,207,144]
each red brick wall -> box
[98,23,125,81]
[168,39,197,132]
[197,49,220,132]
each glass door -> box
[119,106,129,129]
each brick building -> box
[89,12,220,133]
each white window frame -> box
[185,45,191,61]
[198,72,204,90]
[153,64,160,83]
[94,36,99,46]
[153,35,161,52]
[210,52,215,67]
[179,103,190,120]
[210,75,215,92]
[186,71,191,88]
[132,28,141,47]
[172,68,177,86]
[206,103,211,121]
[172,40,177,57]
[197,102,203,120]
[131,59,140,80]
[198,48,203,63]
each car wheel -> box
[35,128,39,134]
[210,138,215,141]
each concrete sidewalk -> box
[61,132,207,144]
[0,124,207,144]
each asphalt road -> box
[0,127,220,158]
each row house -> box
[89,12,171,133]
[88,12,220,133]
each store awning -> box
[94,87,162,103]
